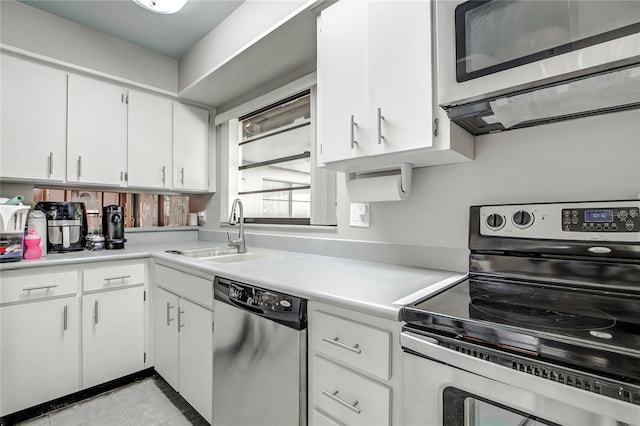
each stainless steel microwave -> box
[435,0,640,110]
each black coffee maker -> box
[102,205,125,249]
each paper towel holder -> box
[346,163,413,202]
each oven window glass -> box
[443,387,559,426]
[455,0,640,82]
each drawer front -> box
[1,270,78,304]
[83,263,145,292]
[312,409,344,426]
[154,264,212,308]
[312,356,390,426]
[312,311,391,380]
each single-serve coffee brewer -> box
[36,202,88,253]
[103,205,125,249]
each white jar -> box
[27,210,47,256]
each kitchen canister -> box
[27,210,47,256]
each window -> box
[224,86,336,226]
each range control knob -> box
[486,214,505,230]
[513,210,533,228]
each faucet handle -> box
[226,232,233,246]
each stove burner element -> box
[470,294,616,331]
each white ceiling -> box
[18,0,244,59]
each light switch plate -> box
[350,203,370,228]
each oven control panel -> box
[479,201,640,242]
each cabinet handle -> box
[48,152,54,175]
[22,284,58,292]
[322,336,361,354]
[350,115,358,149]
[166,302,175,326]
[180,167,185,185]
[94,300,99,324]
[77,156,82,179]
[162,165,166,185]
[120,171,124,181]
[104,275,130,284]
[63,305,68,331]
[433,118,439,137]
[377,107,385,144]
[322,390,361,414]
[178,308,185,331]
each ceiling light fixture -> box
[131,0,188,14]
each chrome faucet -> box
[227,198,246,253]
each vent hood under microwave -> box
[435,0,640,136]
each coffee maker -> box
[36,202,88,253]
[103,205,125,249]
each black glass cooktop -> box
[403,278,640,381]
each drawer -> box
[154,264,212,308]
[83,262,145,292]
[312,311,391,380]
[312,409,344,426]
[312,356,390,426]
[1,270,78,304]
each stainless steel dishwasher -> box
[212,276,307,426]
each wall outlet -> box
[350,203,370,228]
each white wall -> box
[207,109,640,250]
[0,1,178,93]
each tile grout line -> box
[109,392,133,426]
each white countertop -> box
[0,241,466,320]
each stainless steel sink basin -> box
[201,251,282,263]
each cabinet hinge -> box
[144,352,147,363]
[433,118,439,137]
[143,290,146,301]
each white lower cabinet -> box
[153,265,213,423]
[309,301,403,426]
[82,286,145,388]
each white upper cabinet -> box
[67,74,128,186]
[0,53,67,182]
[127,90,173,189]
[317,1,473,171]
[173,102,210,192]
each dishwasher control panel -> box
[229,283,293,312]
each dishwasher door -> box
[212,300,307,426]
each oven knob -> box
[486,214,504,230]
[513,210,533,228]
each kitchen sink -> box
[201,251,282,263]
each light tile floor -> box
[17,375,208,426]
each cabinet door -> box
[153,287,180,390]
[317,1,370,164]
[368,1,433,155]
[0,53,67,182]
[128,91,173,189]
[178,298,213,423]
[0,298,80,416]
[82,287,144,389]
[67,74,127,186]
[173,103,209,191]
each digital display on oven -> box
[584,209,613,223]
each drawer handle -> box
[22,284,58,292]
[322,390,361,414]
[323,336,362,354]
[104,275,131,283]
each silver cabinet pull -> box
[350,115,358,149]
[180,167,185,185]
[166,302,175,326]
[104,275,131,284]
[377,107,385,144]
[94,300,99,324]
[178,308,185,331]
[162,165,166,185]
[322,336,362,354]
[23,284,58,292]
[48,152,54,175]
[77,156,82,179]
[63,305,68,331]
[322,390,361,414]
[120,171,124,181]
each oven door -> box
[402,332,640,426]
[435,0,640,107]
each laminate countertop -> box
[0,241,466,320]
